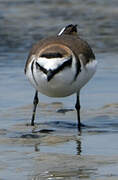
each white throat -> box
[36,56,72,71]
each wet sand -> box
[0,100,118,179]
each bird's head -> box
[58,24,78,36]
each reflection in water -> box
[34,144,40,152]
[45,168,95,179]
[76,139,82,156]
[1,106,118,179]
[31,163,96,179]
[33,132,82,154]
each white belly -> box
[26,59,97,97]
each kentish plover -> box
[25,24,97,130]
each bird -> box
[24,24,97,130]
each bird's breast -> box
[26,55,97,97]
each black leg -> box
[31,90,39,126]
[75,92,81,131]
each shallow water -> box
[0,0,118,179]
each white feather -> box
[37,56,71,71]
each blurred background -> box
[0,0,118,53]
